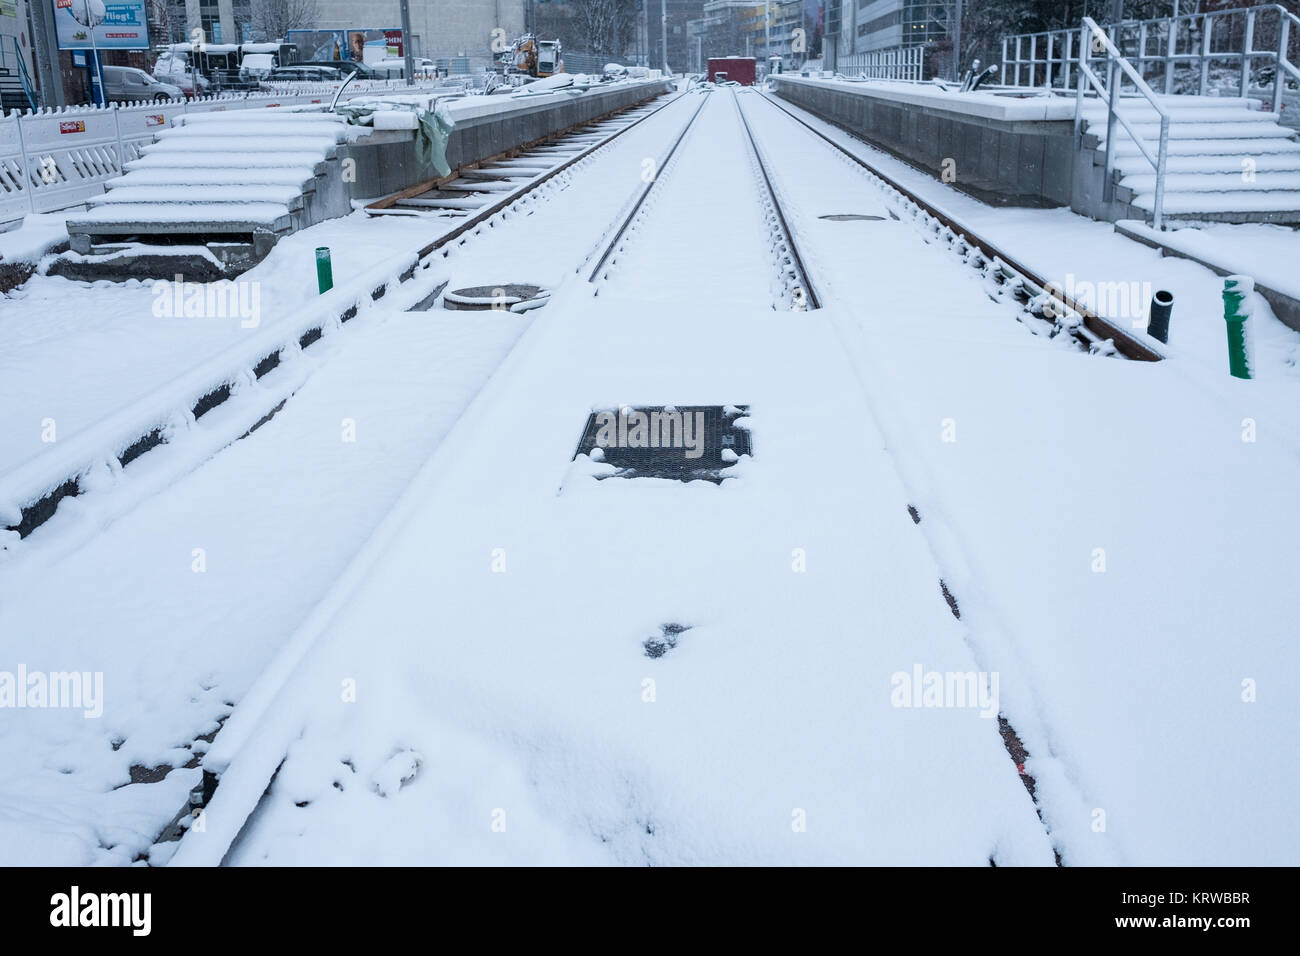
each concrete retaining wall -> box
[346,79,674,200]
[770,76,1077,209]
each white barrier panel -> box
[0,79,472,225]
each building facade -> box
[687,0,806,72]
[642,0,704,74]
[157,0,526,64]
[308,0,525,62]
[824,0,945,70]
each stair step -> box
[1102,138,1300,160]
[92,184,306,206]
[127,152,329,172]
[108,168,317,188]
[1091,121,1296,142]
[1080,106,1280,124]
[1118,171,1300,194]
[1130,190,1300,214]
[1114,152,1300,175]
[69,200,294,227]
[142,135,342,154]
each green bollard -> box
[1222,275,1254,380]
[315,246,334,294]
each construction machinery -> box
[501,34,564,78]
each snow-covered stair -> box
[1079,95,1300,224]
[65,110,360,267]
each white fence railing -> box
[832,46,924,82]
[0,79,473,225]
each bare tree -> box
[252,0,321,42]
[570,0,637,56]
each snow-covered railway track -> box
[752,90,1162,361]
[165,87,1071,868]
[367,92,679,233]
[735,87,1088,860]
[586,88,813,312]
[0,90,687,558]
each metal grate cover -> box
[573,405,751,482]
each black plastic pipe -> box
[1148,290,1174,344]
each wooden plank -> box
[397,197,485,209]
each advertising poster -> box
[347,29,403,63]
[54,0,149,51]
[287,27,403,63]
[286,29,347,62]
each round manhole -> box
[819,213,886,221]
[443,284,550,312]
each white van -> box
[102,66,183,103]
[239,53,276,84]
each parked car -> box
[102,66,183,103]
[152,53,211,98]
[294,60,379,80]
[238,53,276,85]
[369,57,439,79]
[264,65,346,83]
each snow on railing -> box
[831,47,924,83]
[1075,17,1171,231]
[1002,3,1300,114]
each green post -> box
[1222,275,1254,380]
[315,247,334,294]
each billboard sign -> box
[287,27,403,63]
[54,0,150,51]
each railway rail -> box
[0,88,688,554]
[754,89,1163,362]
[11,82,1190,866]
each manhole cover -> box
[819,213,886,221]
[573,405,751,483]
[443,283,549,312]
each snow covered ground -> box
[2,85,1297,867]
[741,89,1300,864]
[0,92,699,865]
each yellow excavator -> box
[505,34,564,78]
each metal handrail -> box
[2,36,37,112]
[1076,17,1170,231]
[1004,4,1300,114]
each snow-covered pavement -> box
[3,84,1298,867]
[740,88,1300,863]
[0,92,701,865]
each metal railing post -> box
[1200,14,1212,94]
[1104,54,1120,203]
[1075,23,1089,149]
[1064,30,1074,91]
[110,102,125,174]
[1274,16,1290,115]
[14,110,36,214]
[1165,17,1177,93]
[1153,114,1169,230]
[1240,9,1255,97]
